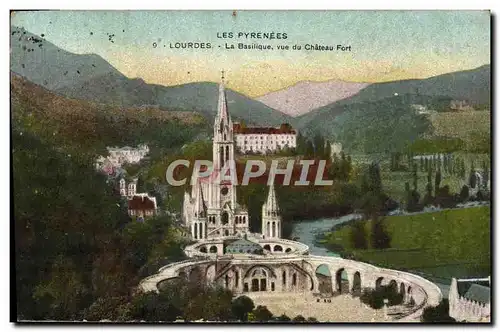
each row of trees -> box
[390,151,491,185]
[405,158,490,212]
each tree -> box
[276,314,291,322]
[313,133,326,158]
[346,155,353,181]
[360,288,384,309]
[362,162,382,194]
[421,300,455,322]
[129,291,182,322]
[350,221,368,249]
[434,169,442,197]
[469,170,477,189]
[292,315,306,322]
[482,159,489,189]
[305,140,315,158]
[412,163,418,191]
[459,185,470,203]
[252,305,273,322]
[424,166,433,205]
[231,295,255,321]
[370,216,391,249]
[420,157,424,172]
[307,317,319,322]
[83,296,130,321]
[407,189,421,212]
[324,140,332,161]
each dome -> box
[225,238,263,255]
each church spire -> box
[262,183,281,238]
[216,70,230,123]
[264,182,279,213]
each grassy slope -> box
[323,207,490,280]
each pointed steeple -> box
[264,183,279,213]
[216,70,231,124]
[261,183,281,239]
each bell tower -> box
[212,70,236,234]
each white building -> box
[449,277,490,322]
[330,142,342,158]
[107,144,149,166]
[119,178,137,198]
[234,123,297,154]
[96,144,150,173]
[182,77,281,240]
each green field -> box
[322,206,491,281]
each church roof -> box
[233,123,296,135]
[128,194,157,210]
[458,282,490,304]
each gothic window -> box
[292,273,297,286]
[225,146,229,162]
[260,279,267,291]
[221,212,229,225]
[219,147,224,167]
[251,279,259,291]
[282,271,286,286]
[224,230,229,236]
[235,271,239,287]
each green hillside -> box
[296,65,490,153]
[298,94,434,153]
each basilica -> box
[182,77,281,241]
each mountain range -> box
[11,26,491,153]
[10,26,292,127]
[256,80,370,117]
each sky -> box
[11,10,491,97]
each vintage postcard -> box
[11,10,491,323]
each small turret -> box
[261,183,281,238]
